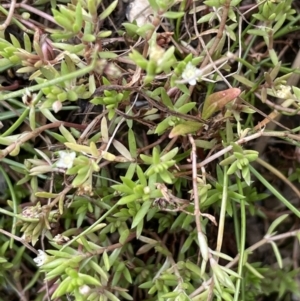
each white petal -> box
[69,152,76,159]
[33,250,46,267]
[188,79,197,86]
[58,151,67,158]
[56,151,76,169]
[56,158,67,168]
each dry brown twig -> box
[0,121,86,160]
[190,228,300,298]
[179,128,300,172]
[188,134,203,237]
[1,2,57,25]
[0,228,38,255]
[0,0,16,31]
[199,0,231,69]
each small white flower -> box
[33,250,47,267]
[276,84,291,99]
[182,62,198,85]
[56,151,76,169]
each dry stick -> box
[161,136,179,155]
[254,49,300,155]
[43,172,57,301]
[186,2,203,100]
[239,94,291,132]
[255,157,300,200]
[78,111,107,143]
[179,129,300,172]
[254,98,297,132]
[198,38,232,86]
[49,185,73,209]
[0,121,86,160]
[2,2,57,25]
[188,135,203,253]
[0,228,38,254]
[190,228,300,297]
[0,0,16,30]
[96,85,205,122]
[292,232,299,271]
[137,132,169,154]
[261,96,300,116]
[189,135,216,300]
[87,232,136,257]
[104,93,139,154]
[200,0,231,69]
[151,232,185,287]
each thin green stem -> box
[232,195,240,252]
[1,108,29,137]
[232,55,257,73]
[1,158,25,169]
[234,177,246,301]
[0,53,97,102]
[0,207,39,222]
[0,106,78,121]
[0,165,18,248]
[249,165,300,218]
[216,165,228,256]
[175,0,186,40]
[60,201,120,251]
